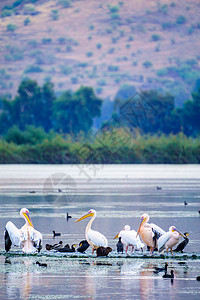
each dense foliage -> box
[0,79,200,164]
[0,129,199,164]
[0,79,102,135]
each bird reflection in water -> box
[83,260,110,299]
[4,258,44,300]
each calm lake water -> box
[0,165,200,299]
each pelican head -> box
[75,209,96,223]
[123,225,131,231]
[136,213,149,237]
[20,208,34,227]
[114,224,131,239]
[169,226,186,238]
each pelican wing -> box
[120,230,137,247]
[30,228,43,252]
[88,229,108,247]
[5,221,23,250]
[157,231,171,252]
[135,236,145,250]
[131,229,145,249]
[150,223,166,236]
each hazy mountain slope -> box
[0,0,199,105]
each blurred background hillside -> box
[0,0,200,105]
[0,0,199,163]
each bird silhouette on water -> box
[184,201,188,206]
[36,261,47,267]
[57,244,76,252]
[66,213,72,221]
[156,186,162,190]
[116,237,124,253]
[153,262,168,274]
[53,230,61,237]
[46,241,63,250]
[53,241,63,249]
[163,270,174,278]
[77,240,90,253]
[174,232,189,253]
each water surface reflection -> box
[0,165,200,299]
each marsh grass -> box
[0,129,199,164]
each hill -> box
[0,0,200,105]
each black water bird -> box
[46,241,63,250]
[163,270,174,278]
[198,211,200,215]
[156,186,162,190]
[58,188,62,192]
[53,241,63,249]
[53,230,61,237]
[174,232,189,253]
[46,244,53,251]
[4,229,12,252]
[66,213,72,221]
[116,237,124,253]
[96,246,112,257]
[153,262,168,274]
[5,258,11,264]
[184,201,188,206]
[196,276,200,281]
[77,240,90,253]
[57,244,76,252]
[29,191,36,193]
[36,261,47,267]
[95,262,113,266]
[152,228,161,251]
[34,240,42,253]
[178,262,187,265]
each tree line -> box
[0,79,102,136]
[0,78,200,139]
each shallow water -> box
[0,165,200,299]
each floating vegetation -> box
[1,250,200,260]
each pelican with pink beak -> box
[136,213,166,254]
[158,226,186,254]
[4,208,42,253]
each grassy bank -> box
[0,131,199,164]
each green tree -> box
[0,96,15,133]
[114,89,182,134]
[0,79,55,133]
[41,82,55,131]
[54,87,102,134]
[183,88,200,136]
[139,90,181,134]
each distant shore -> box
[0,164,200,194]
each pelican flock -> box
[3,208,188,256]
[4,208,42,253]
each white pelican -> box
[4,208,42,253]
[114,225,145,253]
[158,226,186,254]
[75,209,108,254]
[136,213,166,254]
